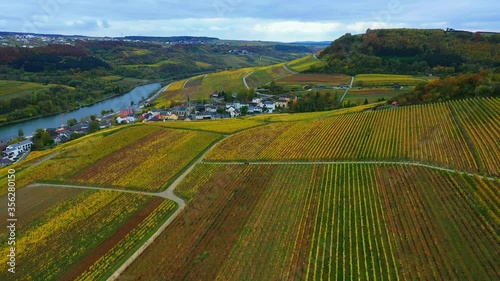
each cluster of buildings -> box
[0,33,230,48]
[117,92,298,123]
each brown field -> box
[276,74,351,85]
[0,185,83,234]
[60,197,164,280]
[348,88,396,95]
[185,77,203,88]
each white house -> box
[4,140,33,158]
[262,101,275,113]
[116,116,136,124]
[226,106,240,118]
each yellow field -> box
[246,102,384,122]
[287,55,327,72]
[147,118,265,134]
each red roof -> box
[392,101,398,105]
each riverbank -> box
[0,83,161,138]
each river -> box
[0,83,161,138]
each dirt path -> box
[242,71,255,89]
[202,160,497,181]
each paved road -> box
[242,71,255,89]
[108,136,226,280]
[283,64,299,75]
[145,83,171,103]
[313,53,319,60]
[181,79,190,89]
[339,76,355,103]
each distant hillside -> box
[316,28,500,75]
[121,36,219,42]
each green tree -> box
[240,106,249,116]
[363,98,369,105]
[18,128,24,138]
[67,118,77,127]
[33,129,54,149]
[88,121,100,134]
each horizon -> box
[1,27,498,44]
[1,0,498,42]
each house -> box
[119,107,135,118]
[226,100,241,110]
[167,114,179,121]
[4,140,33,159]
[211,91,220,98]
[392,83,402,89]
[279,93,297,102]
[252,97,261,104]
[226,106,240,117]
[392,101,399,106]
[275,99,289,108]
[170,106,190,117]
[262,101,275,113]
[70,121,90,134]
[116,116,136,124]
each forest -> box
[316,29,500,75]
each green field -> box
[0,80,74,100]
[344,88,406,105]
[354,74,430,87]
[286,55,327,72]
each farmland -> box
[0,80,74,100]
[0,188,170,280]
[244,64,291,88]
[206,98,500,176]
[276,73,351,86]
[71,128,220,191]
[286,55,327,72]
[121,163,499,280]
[354,74,431,87]
[343,88,405,105]
[147,118,264,134]
[2,93,498,280]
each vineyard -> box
[286,55,327,72]
[244,64,291,88]
[206,98,500,176]
[71,128,220,191]
[148,118,264,134]
[122,163,500,280]
[0,125,164,192]
[0,189,161,280]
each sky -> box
[0,0,498,42]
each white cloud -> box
[0,0,498,41]
[252,21,343,34]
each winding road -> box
[283,64,299,75]
[242,71,255,89]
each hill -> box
[0,33,313,123]
[316,28,500,75]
